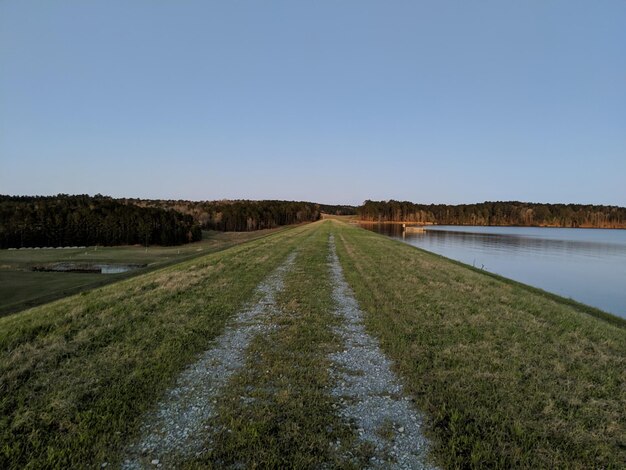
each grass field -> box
[1,220,624,468]
[0,229,280,317]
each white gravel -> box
[121,251,298,469]
[327,234,435,470]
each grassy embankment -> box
[0,229,280,317]
[0,224,311,469]
[1,219,624,468]
[333,221,625,468]
[187,221,371,468]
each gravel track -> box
[328,234,434,470]
[121,251,298,469]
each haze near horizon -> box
[1,1,625,206]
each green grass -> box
[332,221,626,468]
[1,219,624,469]
[0,224,312,469]
[0,229,281,316]
[187,221,369,469]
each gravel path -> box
[327,234,434,470]
[122,251,298,469]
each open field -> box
[0,229,281,317]
[1,220,624,468]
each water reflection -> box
[98,264,139,274]
[360,224,626,318]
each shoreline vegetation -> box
[1,220,624,468]
[358,200,626,229]
[356,219,626,230]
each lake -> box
[360,224,626,319]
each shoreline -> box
[355,220,626,230]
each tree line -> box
[8,194,620,250]
[318,204,357,216]
[358,200,626,228]
[0,195,348,249]
[123,199,323,231]
[0,195,202,249]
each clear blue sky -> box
[1,1,625,206]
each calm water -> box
[98,264,138,274]
[360,224,626,318]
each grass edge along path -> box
[122,250,299,468]
[327,233,434,469]
[0,223,314,469]
[332,220,626,468]
[186,221,371,468]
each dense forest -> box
[0,195,202,249]
[5,195,622,250]
[202,200,321,231]
[358,200,626,228]
[0,195,344,249]
[319,204,357,216]
[124,199,324,231]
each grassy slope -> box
[0,224,311,469]
[0,229,280,316]
[2,219,624,469]
[188,221,368,469]
[333,220,626,468]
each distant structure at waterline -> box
[402,224,426,233]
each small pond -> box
[32,263,146,274]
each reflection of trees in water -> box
[360,224,626,258]
[360,223,626,318]
[421,230,625,258]
[359,223,408,237]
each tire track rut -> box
[122,251,298,469]
[328,234,434,469]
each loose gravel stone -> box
[122,252,298,469]
[327,234,435,470]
